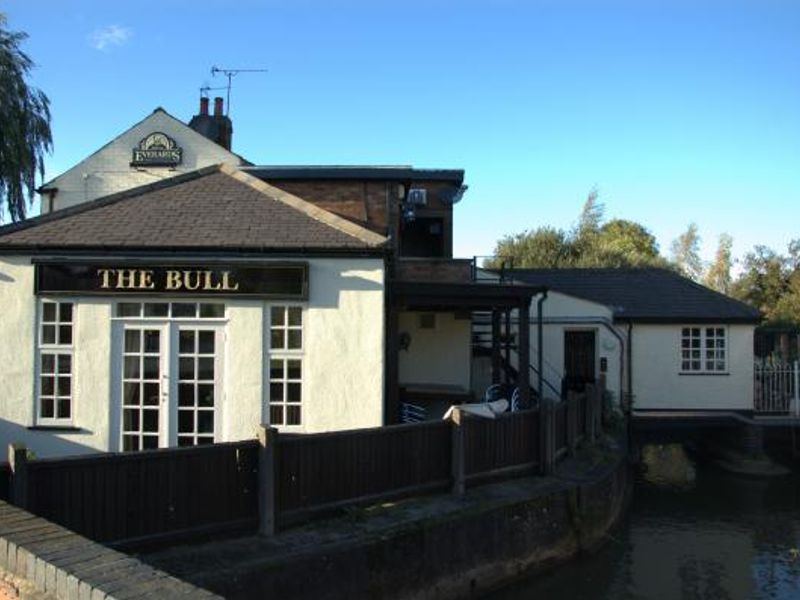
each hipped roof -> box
[0,164,387,254]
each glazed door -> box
[563,330,596,394]
[119,323,223,450]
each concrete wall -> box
[43,110,243,213]
[0,256,384,458]
[631,324,754,410]
[398,311,471,391]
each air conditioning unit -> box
[407,188,427,207]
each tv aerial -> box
[209,66,268,115]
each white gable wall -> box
[43,110,243,213]
[631,324,754,410]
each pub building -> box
[0,99,538,458]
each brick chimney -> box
[188,95,233,151]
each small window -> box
[115,302,226,319]
[38,301,74,424]
[681,326,726,373]
[268,306,304,426]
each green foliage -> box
[670,223,703,281]
[704,233,733,294]
[0,13,52,221]
[487,190,664,270]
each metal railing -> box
[754,360,800,414]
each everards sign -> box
[35,263,309,299]
[131,132,183,167]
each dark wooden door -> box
[563,330,596,393]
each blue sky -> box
[3,0,799,266]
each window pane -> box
[178,411,193,433]
[172,303,196,318]
[270,330,284,350]
[198,331,215,354]
[271,307,285,326]
[57,376,70,396]
[197,436,213,445]
[41,354,55,374]
[117,303,141,318]
[197,357,214,381]
[123,382,140,406]
[179,357,194,380]
[41,398,54,418]
[40,376,54,396]
[270,360,283,380]
[288,307,302,326]
[59,303,73,323]
[287,360,302,380]
[144,303,169,318]
[287,330,302,350]
[59,325,72,345]
[124,356,140,379]
[56,353,70,374]
[42,325,56,345]
[287,383,302,403]
[56,399,70,419]
[123,408,139,432]
[287,405,301,425]
[124,330,141,353]
[200,303,225,318]
[143,383,160,405]
[270,405,284,425]
[42,303,57,323]
[142,409,159,432]
[179,330,195,354]
[143,330,160,353]
[179,383,194,407]
[197,411,214,434]
[143,357,159,380]
[198,384,214,407]
[270,382,284,402]
[142,436,158,449]
[124,437,139,452]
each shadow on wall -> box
[0,418,100,459]
[313,268,384,309]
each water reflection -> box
[488,444,800,600]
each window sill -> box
[28,425,84,433]
[678,372,730,377]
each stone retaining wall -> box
[0,501,220,600]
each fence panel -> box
[463,409,539,478]
[0,463,9,502]
[25,440,259,546]
[276,420,451,516]
[553,402,567,455]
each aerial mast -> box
[210,66,268,115]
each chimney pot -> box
[199,97,209,116]
[214,97,224,117]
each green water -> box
[488,446,800,600]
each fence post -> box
[257,425,279,536]
[8,443,28,510]
[588,385,598,443]
[451,408,466,496]
[566,393,577,456]
[794,361,800,417]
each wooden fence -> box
[4,383,604,549]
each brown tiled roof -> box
[0,164,387,253]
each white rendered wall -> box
[43,110,243,213]
[631,324,754,410]
[0,256,385,457]
[398,311,471,391]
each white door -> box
[119,322,223,450]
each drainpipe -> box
[537,291,547,402]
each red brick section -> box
[395,258,473,283]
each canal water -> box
[488,445,800,600]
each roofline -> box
[242,166,464,183]
[0,247,387,259]
[36,107,251,192]
[616,316,762,325]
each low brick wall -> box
[0,501,220,600]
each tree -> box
[0,14,52,221]
[730,245,789,321]
[487,191,667,270]
[670,223,703,281]
[704,233,734,294]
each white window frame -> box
[266,304,305,428]
[36,299,75,426]
[680,326,727,374]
